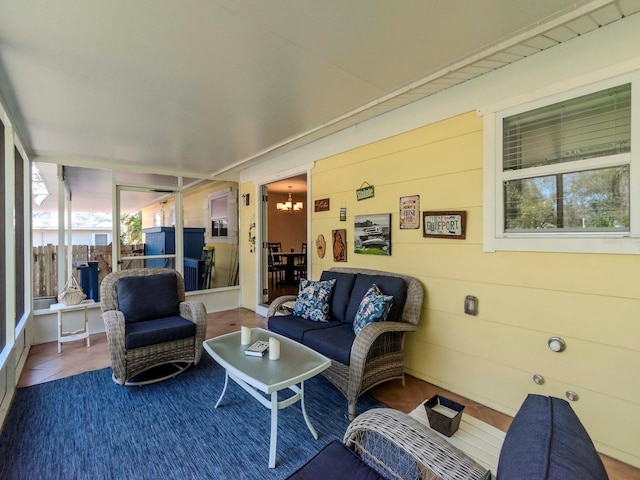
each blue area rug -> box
[0,355,385,479]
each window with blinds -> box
[501,83,631,233]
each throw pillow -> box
[352,284,393,335]
[292,278,337,322]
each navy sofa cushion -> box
[117,273,180,323]
[268,315,340,343]
[303,323,355,365]
[286,440,386,480]
[320,271,357,322]
[346,274,407,324]
[125,315,196,349]
[497,394,608,480]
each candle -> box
[240,326,251,345]
[269,337,280,360]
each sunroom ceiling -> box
[1,0,639,210]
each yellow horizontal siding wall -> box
[310,111,640,467]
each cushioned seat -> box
[268,314,340,343]
[124,315,197,349]
[100,268,207,386]
[497,394,609,480]
[287,440,386,480]
[290,397,608,480]
[303,323,355,365]
[268,267,424,419]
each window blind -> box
[503,83,631,171]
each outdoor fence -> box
[33,244,144,298]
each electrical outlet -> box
[464,295,478,315]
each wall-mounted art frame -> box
[399,195,420,229]
[423,210,466,239]
[332,229,347,262]
[354,213,391,255]
[314,198,330,212]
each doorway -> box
[261,174,308,305]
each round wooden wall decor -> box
[316,234,326,258]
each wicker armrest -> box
[351,320,416,364]
[179,301,207,364]
[179,301,207,324]
[344,408,488,480]
[267,295,298,317]
[101,310,127,385]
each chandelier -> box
[276,187,303,214]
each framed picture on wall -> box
[354,214,391,255]
[332,229,347,262]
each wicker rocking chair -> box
[100,268,207,386]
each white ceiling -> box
[1,0,638,211]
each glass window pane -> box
[504,166,629,233]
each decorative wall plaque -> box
[399,195,420,229]
[314,198,330,212]
[356,182,374,201]
[423,211,466,239]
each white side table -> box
[50,300,95,353]
[410,400,506,475]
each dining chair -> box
[294,242,307,281]
[268,243,285,286]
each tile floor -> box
[17,308,640,479]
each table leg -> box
[269,392,278,468]
[57,311,62,354]
[84,307,91,348]
[214,371,229,409]
[299,381,319,439]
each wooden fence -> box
[33,244,144,298]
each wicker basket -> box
[58,276,87,305]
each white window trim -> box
[483,70,640,255]
[206,187,237,244]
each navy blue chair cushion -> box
[320,271,357,322]
[346,274,407,324]
[497,394,608,480]
[125,315,196,349]
[268,315,339,343]
[286,440,386,480]
[303,323,355,365]
[117,273,180,323]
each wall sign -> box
[423,211,466,239]
[399,195,420,229]
[314,198,330,212]
[356,182,374,201]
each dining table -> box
[278,251,305,284]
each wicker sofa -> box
[288,394,609,480]
[267,267,424,419]
[100,268,207,385]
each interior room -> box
[1,1,639,479]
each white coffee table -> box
[203,328,331,468]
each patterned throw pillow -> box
[292,278,337,322]
[352,284,393,335]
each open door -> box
[259,174,308,306]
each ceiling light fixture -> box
[276,187,303,214]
